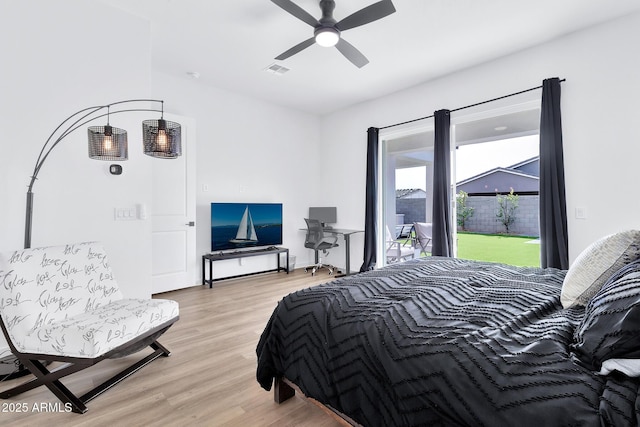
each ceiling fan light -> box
[315,27,339,47]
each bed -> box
[256,231,640,426]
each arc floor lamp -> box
[24,98,181,249]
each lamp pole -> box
[23,99,172,249]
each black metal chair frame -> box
[0,316,178,414]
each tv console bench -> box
[202,247,289,287]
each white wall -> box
[0,0,322,356]
[320,12,640,265]
[151,71,322,278]
[0,0,155,355]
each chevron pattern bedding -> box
[256,257,640,426]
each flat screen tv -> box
[211,202,283,252]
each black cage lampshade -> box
[87,124,128,160]
[142,118,181,159]
[24,98,182,250]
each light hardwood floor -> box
[0,269,345,427]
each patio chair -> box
[413,222,433,256]
[386,225,416,264]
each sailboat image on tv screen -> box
[229,205,259,245]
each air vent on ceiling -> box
[264,63,290,76]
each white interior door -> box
[151,114,196,294]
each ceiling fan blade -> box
[336,0,396,31]
[271,0,320,27]
[275,37,316,60]
[336,38,369,68]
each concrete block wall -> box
[396,199,427,225]
[457,195,539,237]
[397,195,539,237]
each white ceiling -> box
[97,0,640,116]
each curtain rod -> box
[379,78,566,130]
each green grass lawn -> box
[456,232,540,267]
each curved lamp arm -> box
[24,99,171,249]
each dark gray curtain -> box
[432,109,453,257]
[539,77,569,269]
[360,127,379,272]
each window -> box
[381,129,434,266]
[379,103,541,267]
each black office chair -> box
[304,218,339,275]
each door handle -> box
[185,221,195,227]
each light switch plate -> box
[114,207,137,221]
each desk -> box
[304,228,363,276]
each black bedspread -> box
[256,257,640,426]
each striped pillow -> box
[572,260,640,371]
[560,230,640,308]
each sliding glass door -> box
[378,103,541,267]
[381,129,434,266]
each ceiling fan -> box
[271,0,396,68]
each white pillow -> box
[560,230,640,308]
[598,359,640,377]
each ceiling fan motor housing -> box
[319,0,337,23]
[316,0,339,37]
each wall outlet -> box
[575,207,587,219]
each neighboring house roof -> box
[396,189,427,199]
[396,157,540,198]
[508,156,539,177]
[457,156,539,195]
